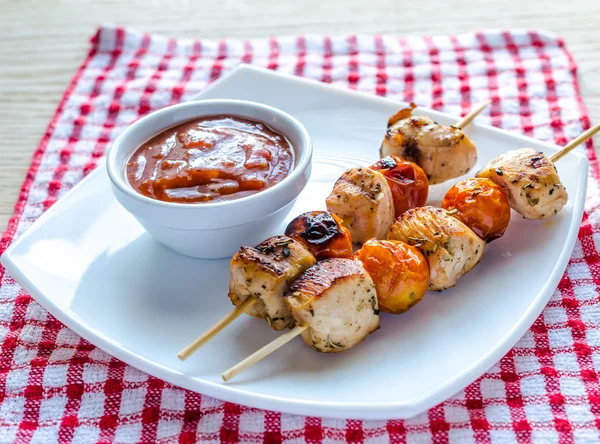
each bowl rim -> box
[106,99,312,210]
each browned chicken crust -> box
[284,259,380,352]
[477,148,568,219]
[326,167,395,244]
[229,235,316,330]
[380,105,477,184]
[388,206,485,290]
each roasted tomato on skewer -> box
[354,239,429,314]
[284,211,353,260]
[441,177,511,242]
[371,155,429,217]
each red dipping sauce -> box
[126,116,295,203]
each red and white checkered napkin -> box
[0,24,599,443]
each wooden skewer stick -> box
[215,100,488,378]
[549,123,600,163]
[222,324,308,382]
[454,99,493,129]
[178,296,257,361]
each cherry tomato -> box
[441,177,511,242]
[284,211,353,260]
[354,239,429,314]
[371,155,429,217]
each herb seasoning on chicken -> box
[228,235,316,330]
[284,259,380,352]
[326,167,395,244]
[477,148,568,219]
[388,206,485,291]
[380,104,478,184]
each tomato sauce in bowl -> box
[126,116,295,203]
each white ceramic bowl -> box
[106,99,312,259]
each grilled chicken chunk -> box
[380,105,477,184]
[388,206,485,290]
[326,167,395,244]
[229,235,316,330]
[284,259,380,352]
[476,148,568,219]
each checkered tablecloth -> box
[1,25,599,443]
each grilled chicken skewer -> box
[227,236,315,330]
[178,212,353,360]
[326,102,491,244]
[325,167,396,244]
[380,100,491,184]
[477,124,600,220]
[388,206,485,290]
[326,157,429,245]
[222,259,380,381]
[177,235,315,360]
[221,186,498,380]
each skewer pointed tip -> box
[454,99,492,129]
[550,123,600,163]
[221,324,308,382]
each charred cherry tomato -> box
[354,239,429,314]
[370,155,429,217]
[441,177,511,242]
[284,211,353,260]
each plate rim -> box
[0,65,590,419]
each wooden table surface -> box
[1,0,599,232]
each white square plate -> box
[1,65,587,419]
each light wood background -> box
[1,0,599,232]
